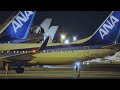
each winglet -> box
[37,36,49,51]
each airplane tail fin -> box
[84,11,120,45]
[40,18,52,33]
[44,26,59,42]
[34,18,52,34]
[0,11,36,43]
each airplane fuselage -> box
[0,43,117,65]
[29,45,116,65]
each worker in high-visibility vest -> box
[5,63,9,75]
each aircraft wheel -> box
[15,67,24,73]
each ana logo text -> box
[12,11,33,33]
[99,15,119,40]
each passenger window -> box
[7,51,9,54]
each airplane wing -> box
[1,36,49,62]
[102,43,120,49]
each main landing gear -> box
[15,66,24,73]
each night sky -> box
[0,11,111,42]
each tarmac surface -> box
[0,70,120,79]
[1,64,120,79]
